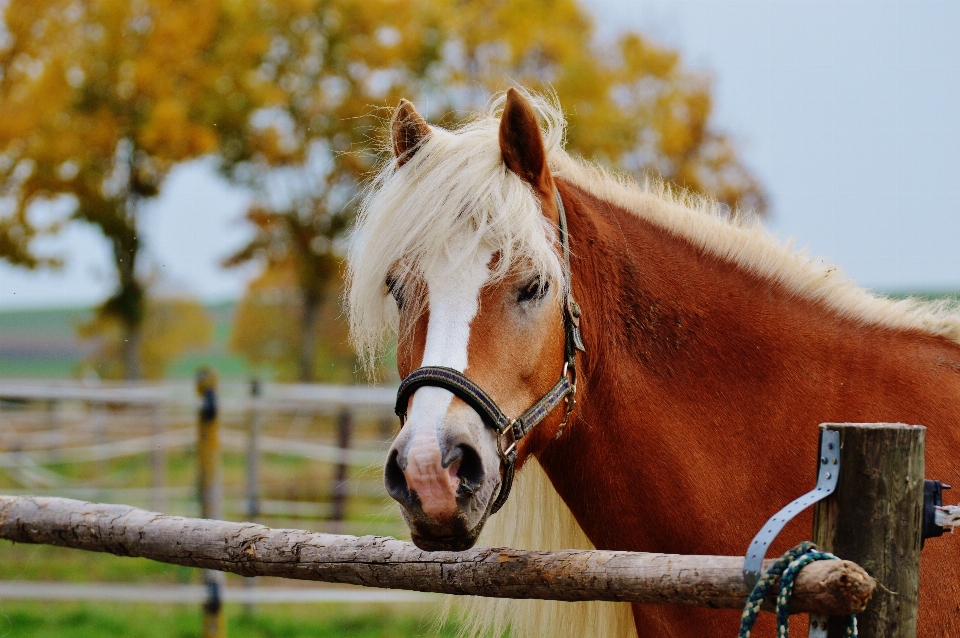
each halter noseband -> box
[394,187,585,514]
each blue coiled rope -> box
[738,542,858,638]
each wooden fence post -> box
[812,423,925,638]
[0,494,877,612]
[150,401,166,513]
[196,367,224,638]
[46,399,61,462]
[245,378,262,520]
[330,408,352,534]
[243,377,263,614]
[378,415,394,440]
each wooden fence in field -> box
[0,380,942,638]
[0,378,395,522]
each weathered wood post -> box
[46,399,61,462]
[329,407,352,534]
[150,401,166,513]
[243,377,263,614]
[245,378,262,520]
[0,494,877,613]
[812,423,925,638]
[92,400,107,449]
[378,415,394,440]
[195,367,224,638]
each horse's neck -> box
[536,182,960,556]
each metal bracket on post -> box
[922,479,951,546]
[807,614,829,638]
[743,429,841,591]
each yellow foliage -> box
[0,0,768,378]
[0,0,275,377]
[79,297,213,380]
[433,0,767,215]
[230,261,360,383]
[139,99,219,158]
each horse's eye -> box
[517,278,549,303]
[386,276,403,308]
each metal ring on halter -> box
[497,420,518,464]
[554,363,577,440]
[562,361,577,388]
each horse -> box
[346,87,960,637]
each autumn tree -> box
[223,0,443,382]
[0,211,56,268]
[0,0,272,378]
[80,296,213,380]
[229,261,358,383]
[225,0,766,383]
[434,0,767,215]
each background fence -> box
[0,378,430,607]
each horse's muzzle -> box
[384,415,500,550]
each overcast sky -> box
[1,0,958,310]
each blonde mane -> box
[442,458,637,638]
[349,89,960,374]
[347,89,960,638]
[552,154,960,348]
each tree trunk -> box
[297,289,321,383]
[120,320,143,381]
[103,206,145,381]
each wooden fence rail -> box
[0,495,874,615]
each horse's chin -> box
[410,528,482,552]
[401,496,493,552]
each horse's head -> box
[348,89,576,550]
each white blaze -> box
[402,244,493,519]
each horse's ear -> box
[499,88,553,196]
[392,99,430,167]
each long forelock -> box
[347,93,566,374]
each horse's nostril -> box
[384,449,409,500]
[456,445,484,490]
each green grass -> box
[0,358,79,379]
[0,601,456,638]
[0,301,257,381]
[0,307,92,341]
[0,543,196,584]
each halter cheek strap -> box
[394,187,585,515]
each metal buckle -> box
[554,363,578,441]
[497,420,517,463]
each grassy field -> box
[0,601,456,638]
[0,381,415,635]
[0,302,251,380]
[0,541,460,637]
[3,293,957,635]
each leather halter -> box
[394,187,585,514]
